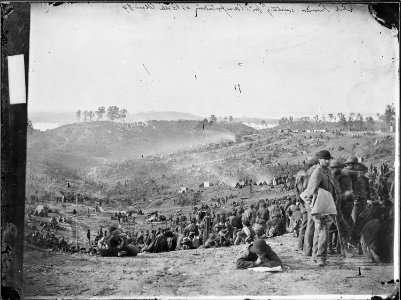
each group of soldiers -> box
[33,150,394,264]
[295,151,394,266]
[113,195,300,254]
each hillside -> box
[26,120,395,210]
[24,122,396,297]
[28,120,255,161]
[26,120,256,198]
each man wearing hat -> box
[236,239,282,269]
[351,163,370,226]
[301,150,337,266]
[329,159,354,256]
[365,171,380,202]
[343,156,359,187]
[330,160,354,225]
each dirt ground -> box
[23,233,396,298]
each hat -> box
[315,150,333,160]
[250,239,268,254]
[345,156,358,165]
[330,159,343,168]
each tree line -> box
[76,106,128,122]
[278,103,396,130]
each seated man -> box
[98,227,139,257]
[219,221,235,246]
[236,239,282,269]
[234,220,255,245]
[205,224,223,248]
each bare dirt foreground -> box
[23,234,395,298]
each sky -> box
[28,3,399,119]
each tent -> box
[147,214,157,222]
[34,205,48,216]
[199,182,210,188]
[178,186,188,194]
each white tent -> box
[34,205,48,216]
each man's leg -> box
[298,209,308,251]
[234,231,245,245]
[315,215,332,266]
[304,201,315,256]
[123,245,139,256]
[335,210,353,256]
[312,216,320,262]
[328,223,336,254]
[351,202,365,225]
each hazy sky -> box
[28,3,399,118]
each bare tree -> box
[119,108,128,122]
[88,111,95,122]
[96,106,106,120]
[83,110,89,122]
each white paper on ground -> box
[248,266,282,272]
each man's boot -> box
[317,257,327,266]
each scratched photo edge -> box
[2,1,399,299]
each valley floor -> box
[23,233,395,298]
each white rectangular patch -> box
[7,54,26,104]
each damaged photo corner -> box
[1,1,399,299]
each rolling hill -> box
[26,118,395,209]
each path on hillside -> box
[23,233,395,297]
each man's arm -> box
[236,250,256,269]
[261,245,282,267]
[302,167,322,200]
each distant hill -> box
[233,117,279,125]
[29,111,76,124]
[126,111,203,122]
[27,120,255,169]
[29,111,204,128]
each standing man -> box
[242,205,255,225]
[87,229,91,245]
[295,157,318,252]
[329,160,353,256]
[301,157,319,256]
[301,150,337,266]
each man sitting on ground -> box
[236,239,282,269]
[98,226,139,257]
[234,220,255,245]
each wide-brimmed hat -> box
[316,150,333,160]
[330,159,343,168]
[345,156,358,165]
[250,239,268,254]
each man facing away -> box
[236,239,282,269]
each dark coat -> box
[236,242,282,269]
